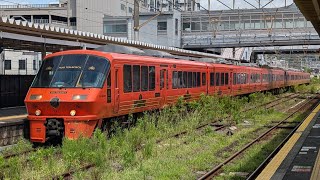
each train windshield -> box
[32,54,110,88]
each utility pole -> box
[67,0,70,28]
[133,0,139,41]
[191,0,195,11]
[208,0,210,11]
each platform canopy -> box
[295,0,320,35]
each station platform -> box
[0,107,28,146]
[0,106,27,122]
[257,103,320,180]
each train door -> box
[113,66,120,113]
[230,71,234,95]
[159,68,167,107]
[222,71,231,95]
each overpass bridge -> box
[182,4,320,50]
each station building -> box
[0,1,317,75]
[0,50,41,75]
[0,0,199,75]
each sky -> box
[200,0,294,10]
[0,0,295,10]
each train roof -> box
[108,52,208,66]
[44,49,309,74]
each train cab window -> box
[210,73,215,86]
[141,66,148,91]
[149,66,155,90]
[233,73,236,85]
[202,73,206,86]
[197,72,201,87]
[124,65,132,92]
[225,73,229,85]
[77,56,110,88]
[216,73,220,86]
[133,65,140,92]
[183,72,187,88]
[187,72,192,88]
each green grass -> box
[0,89,315,179]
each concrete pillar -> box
[31,15,33,23]
[49,14,52,24]
[232,47,236,58]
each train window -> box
[149,66,155,90]
[188,72,192,88]
[141,66,148,91]
[245,73,248,84]
[107,72,111,103]
[172,71,178,89]
[115,69,118,88]
[178,71,183,88]
[123,65,132,93]
[183,72,187,88]
[233,73,236,85]
[225,73,229,85]
[210,73,214,86]
[193,72,197,87]
[160,69,165,90]
[216,73,220,86]
[133,65,140,92]
[166,70,169,89]
[197,72,201,87]
[202,73,206,86]
[221,73,225,86]
[107,73,111,88]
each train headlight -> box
[70,110,76,116]
[30,95,42,100]
[72,95,87,100]
[35,109,41,116]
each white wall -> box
[0,50,41,75]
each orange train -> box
[25,48,310,143]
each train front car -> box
[25,50,111,144]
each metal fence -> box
[0,75,35,108]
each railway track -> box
[0,93,310,180]
[47,93,303,179]
[156,93,299,143]
[197,95,318,180]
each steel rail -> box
[49,93,309,179]
[246,98,319,180]
[156,93,297,143]
[198,95,317,180]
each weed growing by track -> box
[0,91,306,179]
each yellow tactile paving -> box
[0,114,27,121]
[311,150,320,180]
[256,133,302,180]
[297,112,317,132]
[256,103,320,180]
